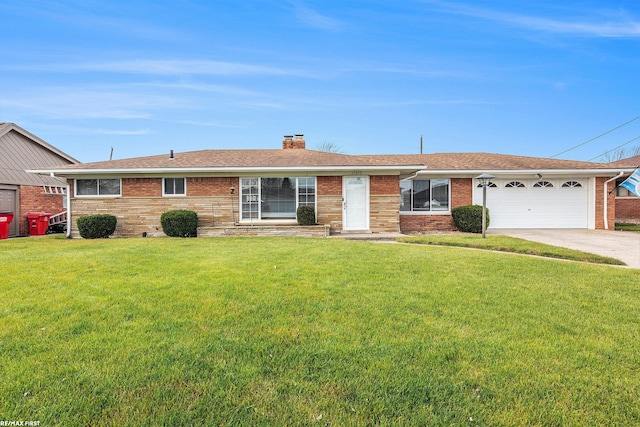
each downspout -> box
[65,182,72,238]
[603,172,624,230]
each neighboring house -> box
[0,123,79,237]
[608,155,640,224]
[29,134,631,238]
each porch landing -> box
[198,224,330,237]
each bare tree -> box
[316,141,344,153]
[598,146,640,162]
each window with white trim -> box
[476,182,497,188]
[75,179,121,196]
[240,177,316,220]
[505,181,526,188]
[616,179,631,197]
[163,178,186,196]
[400,179,450,212]
[533,181,554,188]
[562,181,582,188]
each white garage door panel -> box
[475,179,588,229]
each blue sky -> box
[1,0,639,163]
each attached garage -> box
[473,178,590,229]
[0,186,19,237]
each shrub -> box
[296,205,316,225]
[160,210,198,237]
[451,205,489,233]
[77,214,117,239]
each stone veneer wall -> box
[369,175,401,233]
[69,177,240,237]
[316,176,342,232]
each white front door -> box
[343,176,369,231]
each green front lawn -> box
[1,236,639,426]
[398,234,625,265]
[616,223,640,233]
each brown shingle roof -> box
[360,152,615,170]
[608,155,640,168]
[44,148,427,170]
[419,152,612,170]
[34,148,624,175]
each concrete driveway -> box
[487,229,640,269]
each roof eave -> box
[415,168,633,177]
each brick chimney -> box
[283,134,306,149]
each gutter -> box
[27,164,426,176]
[603,171,624,230]
[413,168,634,177]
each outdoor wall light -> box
[476,173,495,239]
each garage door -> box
[474,179,588,228]
[0,187,19,237]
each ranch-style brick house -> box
[30,134,634,238]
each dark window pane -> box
[412,180,430,211]
[99,179,120,195]
[261,177,296,219]
[76,179,98,195]
[431,179,449,211]
[400,180,412,212]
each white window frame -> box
[74,178,121,197]
[163,177,186,197]
[400,178,451,214]
[239,177,316,221]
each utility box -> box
[0,212,14,239]
[27,212,51,236]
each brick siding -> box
[18,185,65,236]
[399,178,471,233]
[67,174,620,237]
[615,198,640,224]
[595,177,615,229]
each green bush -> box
[160,210,198,237]
[451,205,489,233]
[77,214,117,239]
[296,205,316,225]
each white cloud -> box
[80,59,313,77]
[419,0,640,38]
[291,4,345,32]
[3,86,178,120]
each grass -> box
[1,236,640,426]
[616,223,640,233]
[398,233,626,265]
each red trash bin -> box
[0,211,14,239]
[27,212,51,236]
